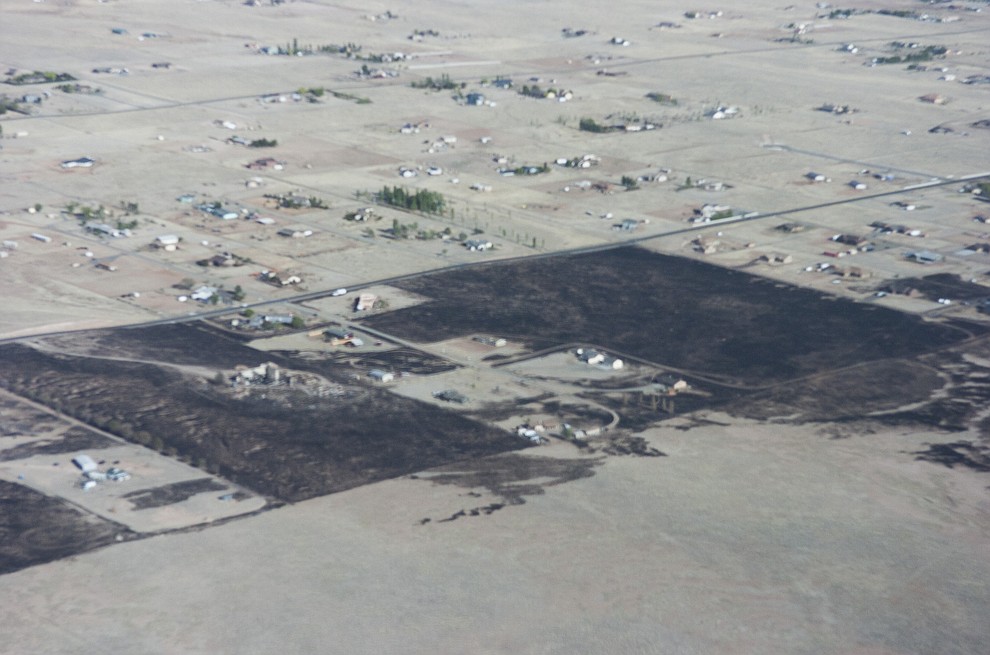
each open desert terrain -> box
[1,0,989,653]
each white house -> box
[155,234,180,251]
[61,157,95,169]
[368,369,394,383]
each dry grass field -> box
[2,0,990,653]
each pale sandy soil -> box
[2,0,990,337]
[1,418,987,655]
[1,1,989,653]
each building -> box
[190,285,218,302]
[760,252,793,265]
[155,234,180,251]
[72,454,98,473]
[246,157,285,170]
[832,234,868,248]
[433,389,468,403]
[465,92,486,106]
[277,228,313,238]
[88,223,124,238]
[576,348,624,370]
[906,250,943,264]
[354,293,377,311]
[657,373,688,391]
[324,327,354,346]
[464,239,493,251]
[368,369,394,383]
[61,157,95,169]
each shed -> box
[354,293,377,311]
[72,454,98,473]
[906,250,943,264]
[368,370,395,383]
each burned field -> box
[879,273,990,304]
[359,247,977,386]
[0,333,525,504]
[278,346,457,377]
[0,480,133,575]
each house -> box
[324,327,354,345]
[693,236,720,254]
[577,348,623,370]
[601,355,624,369]
[464,239,493,251]
[805,172,827,182]
[836,266,870,278]
[155,234,180,251]
[433,389,468,403]
[657,373,688,391]
[258,269,299,285]
[354,293,377,311]
[190,285,218,302]
[368,369,394,383]
[473,336,507,347]
[246,157,285,170]
[72,454,98,473]
[262,314,294,325]
[345,208,375,221]
[578,349,605,365]
[906,250,943,264]
[197,204,239,220]
[465,92,486,106]
[760,252,793,265]
[61,157,95,169]
[206,252,239,267]
[88,223,124,238]
[232,362,282,383]
[698,203,732,221]
[831,234,868,248]
[277,228,313,238]
[849,180,867,190]
[919,93,947,105]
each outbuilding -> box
[368,369,395,383]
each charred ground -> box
[359,247,978,386]
[0,340,525,504]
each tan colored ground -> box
[1,1,989,653]
[2,0,990,338]
[1,418,988,654]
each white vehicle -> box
[331,288,348,297]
